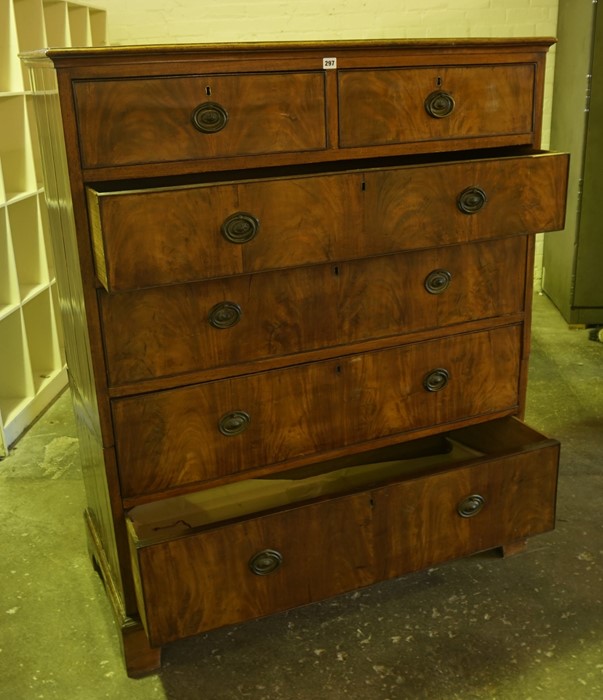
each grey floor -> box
[1,293,601,700]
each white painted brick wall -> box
[91,0,558,45]
[90,0,560,287]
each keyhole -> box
[436,76,442,87]
[205,86,212,96]
[333,265,340,276]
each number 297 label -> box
[323,57,337,70]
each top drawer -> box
[73,72,327,168]
[338,64,536,148]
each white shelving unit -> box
[0,0,107,455]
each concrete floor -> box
[1,292,601,700]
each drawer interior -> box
[128,416,554,546]
[127,415,559,646]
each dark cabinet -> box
[543,0,603,324]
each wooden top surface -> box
[21,37,556,65]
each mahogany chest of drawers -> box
[24,39,568,676]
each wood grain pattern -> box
[373,443,559,578]
[338,64,535,147]
[25,40,553,187]
[27,38,556,64]
[24,39,562,674]
[88,172,360,290]
[120,620,161,677]
[112,324,522,498]
[133,494,374,646]
[88,152,567,291]
[129,417,558,647]
[359,152,568,257]
[100,236,527,385]
[74,72,327,168]
[28,63,136,615]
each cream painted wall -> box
[89,0,560,286]
[91,0,558,46]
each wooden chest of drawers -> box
[24,39,568,676]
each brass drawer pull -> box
[457,494,486,518]
[249,549,283,576]
[218,410,250,436]
[221,212,260,244]
[208,301,242,329]
[423,368,449,392]
[191,102,229,133]
[424,269,452,295]
[424,90,455,118]
[457,186,487,214]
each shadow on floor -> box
[1,293,601,699]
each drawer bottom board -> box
[127,417,559,647]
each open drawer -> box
[127,417,559,647]
[87,151,568,292]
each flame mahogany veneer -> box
[24,38,567,676]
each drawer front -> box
[88,172,361,291]
[88,152,567,291]
[359,152,567,258]
[74,72,327,168]
[113,324,522,498]
[131,493,375,646]
[338,64,535,148]
[128,417,558,646]
[373,440,559,579]
[101,236,528,385]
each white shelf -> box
[0,0,107,456]
[89,6,106,46]
[23,287,62,392]
[0,209,19,316]
[0,155,5,204]
[50,282,66,364]
[0,94,37,199]
[68,3,92,46]
[0,0,25,93]
[0,309,35,429]
[13,0,48,90]
[8,195,49,299]
[26,95,44,188]
[44,1,71,47]
[38,192,55,280]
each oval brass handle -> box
[221,212,260,244]
[457,187,487,214]
[425,90,455,118]
[218,410,250,436]
[249,549,283,576]
[423,368,449,392]
[457,494,486,518]
[208,301,242,329]
[191,102,229,133]
[425,269,452,295]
